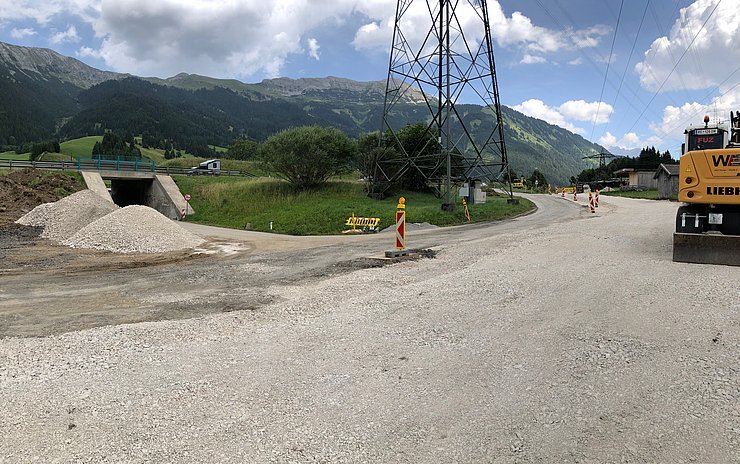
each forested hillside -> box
[0,62,80,145]
[1,41,605,183]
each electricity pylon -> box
[582,152,620,169]
[371,0,514,209]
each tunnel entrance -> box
[106,177,181,219]
[110,179,153,207]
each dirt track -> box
[0,194,738,462]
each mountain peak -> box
[168,72,191,80]
[0,40,125,89]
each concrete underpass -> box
[81,171,191,220]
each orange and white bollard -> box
[588,191,595,213]
[573,186,578,202]
[548,184,552,195]
[561,187,565,198]
[396,197,406,251]
[595,189,600,208]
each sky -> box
[0,0,738,157]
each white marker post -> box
[184,193,191,217]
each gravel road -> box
[1,194,738,463]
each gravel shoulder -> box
[1,194,738,463]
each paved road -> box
[178,193,587,255]
[1,194,738,463]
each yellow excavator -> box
[674,113,740,265]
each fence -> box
[0,159,253,177]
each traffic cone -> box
[595,189,600,208]
[588,191,595,213]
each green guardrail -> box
[78,157,156,173]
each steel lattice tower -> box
[372,0,514,208]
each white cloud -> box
[0,0,365,77]
[0,0,99,25]
[599,130,663,150]
[599,132,618,148]
[10,27,36,39]
[558,100,613,124]
[635,0,740,92]
[50,25,80,44]
[0,0,608,79]
[307,38,320,61]
[352,1,609,60]
[351,20,388,51]
[602,82,740,154]
[511,99,585,134]
[567,57,583,66]
[520,54,546,65]
[76,45,101,59]
[512,98,615,136]
[622,132,641,147]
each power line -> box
[589,0,624,143]
[545,0,666,134]
[598,0,651,143]
[655,65,740,139]
[646,0,694,103]
[625,0,723,135]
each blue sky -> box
[1,0,738,157]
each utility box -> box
[460,180,486,204]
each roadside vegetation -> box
[173,176,532,235]
[8,128,535,235]
[601,189,675,201]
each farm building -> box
[614,168,658,190]
[653,163,680,199]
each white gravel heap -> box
[16,189,118,242]
[64,205,205,253]
[14,202,55,227]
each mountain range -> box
[0,40,606,184]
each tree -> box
[258,126,356,189]
[30,140,60,160]
[362,122,458,194]
[92,132,142,159]
[503,168,518,183]
[528,169,548,192]
[227,138,259,160]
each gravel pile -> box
[64,205,205,253]
[14,202,55,227]
[16,190,118,242]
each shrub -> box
[258,126,356,189]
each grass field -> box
[60,136,102,159]
[601,189,675,201]
[173,177,534,235]
[0,152,30,161]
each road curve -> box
[179,193,588,254]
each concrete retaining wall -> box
[81,172,114,203]
[153,175,193,220]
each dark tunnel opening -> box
[110,179,154,207]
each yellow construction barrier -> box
[344,213,381,233]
